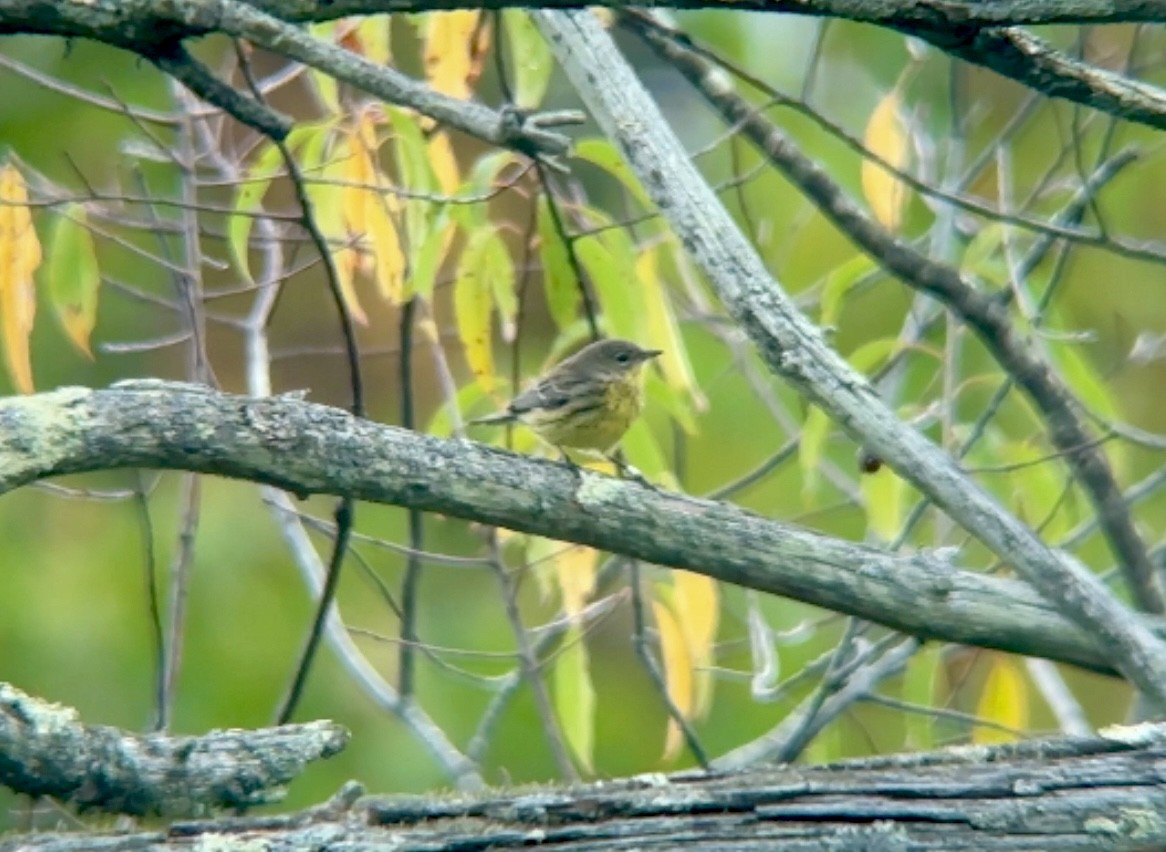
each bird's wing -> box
[508,371,591,415]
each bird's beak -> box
[640,349,663,361]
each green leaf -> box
[621,418,677,491]
[537,197,580,330]
[847,337,901,375]
[503,10,553,109]
[428,376,489,438]
[574,139,652,209]
[960,223,1008,288]
[820,255,876,329]
[230,125,320,284]
[306,24,342,113]
[553,625,594,773]
[387,107,437,258]
[411,212,456,302]
[902,643,943,751]
[799,406,830,500]
[387,107,437,195]
[576,211,640,341]
[43,205,99,358]
[482,231,517,341]
[644,369,697,436]
[1048,337,1119,421]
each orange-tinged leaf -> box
[0,162,41,392]
[368,196,405,303]
[555,545,598,618]
[652,597,694,762]
[354,15,392,65]
[862,89,910,231]
[553,625,595,773]
[672,571,718,719]
[973,655,1028,744]
[43,205,99,358]
[424,11,489,103]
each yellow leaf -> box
[652,597,693,762]
[368,195,406,304]
[0,162,41,392]
[636,246,706,412]
[346,109,405,304]
[861,465,905,543]
[427,130,460,194]
[672,571,718,719]
[862,89,910,231]
[554,545,598,619]
[454,230,496,392]
[315,136,368,325]
[973,655,1028,744]
[424,11,489,103]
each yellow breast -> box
[534,372,645,452]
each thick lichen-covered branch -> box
[1,381,1163,677]
[0,681,348,817]
[11,723,1166,848]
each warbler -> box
[469,338,661,457]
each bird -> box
[468,338,662,461]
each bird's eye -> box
[615,351,631,363]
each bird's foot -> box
[608,455,654,488]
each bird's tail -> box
[467,411,516,427]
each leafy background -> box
[2,10,1164,826]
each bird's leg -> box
[607,451,653,488]
[556,446,585,482]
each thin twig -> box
[398,297,424,700]
[629,561,710,769]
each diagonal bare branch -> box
[532,8,1166,709]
